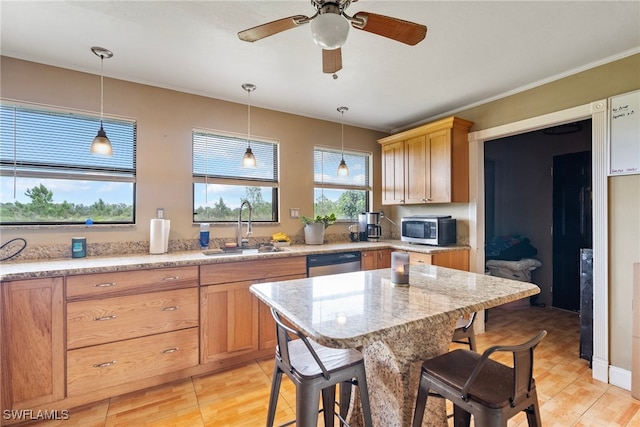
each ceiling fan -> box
[237,0,427,74]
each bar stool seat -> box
[267,308,373,427]
[413,330,547,427]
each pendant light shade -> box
[337,106,349,176]
[242,83,257,168]
[90,46,113,156]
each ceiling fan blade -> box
[238,15,309,42]
[351,12,427,45]
[322,48,342,74]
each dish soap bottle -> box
[199,223,210,249]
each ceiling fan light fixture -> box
[90,46,114,156]
[311,12,349,49]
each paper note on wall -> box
[609,89,640,176]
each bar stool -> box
[413,330,547,427]
[451,312,477,351]
[266,308,373,427]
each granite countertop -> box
[0,240,470,281]
[250,265,540,349]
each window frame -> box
[192,128,280,223]
[313,146,372,220]
[0,101,137,226]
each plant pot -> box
[304,223,325,245]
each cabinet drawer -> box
[409,252,432,265]
[67,288,198,349]
[67,328,198,397]
[66,266,198,301]
[201,257,306,285]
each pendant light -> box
[90,46,114,156]
[337,106,349,176]
[242,83,257,168]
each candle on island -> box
[391,252,410,284]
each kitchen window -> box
[192,130,279,222]
[313,147,371,220]
[0,103,137,225]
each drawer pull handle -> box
[93,361,116,368]
[161,347,179,354]
[162,276,180,281]
[161,306,179,311]
[94,315,117,321]
[94,282,116,288]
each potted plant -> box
[301,214,337,245]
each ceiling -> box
[1,1,639,133]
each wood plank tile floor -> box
[24,306,640,426]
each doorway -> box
[483,119,592,309]
[552,150,593,312]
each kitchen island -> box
[250,264,540,427]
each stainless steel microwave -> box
[401,215,457,246]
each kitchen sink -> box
[203,244,287,257]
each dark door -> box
[552,151,592,311]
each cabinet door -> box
[405,135,429,204]
[432,250,470,271]
[376,249,392,268]
[258,273,307,350]
[361,250,377,270]
[381,141,405,205]
[1,277,64,411]
[200,281,258,364]
[427,128,452,203]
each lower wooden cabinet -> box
[199,257,307,363]
[200,280,259,363]
[67,328,198,397]
[407,249,470,271]
[361,249,392,270]
[1,277,64,412]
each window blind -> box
[193,131,277,182]
[313,147,370,188]
[0,104,136,177]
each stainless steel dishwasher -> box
[307,251,361,277]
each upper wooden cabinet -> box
[378,116,474,205]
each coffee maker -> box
[365,212,382,242]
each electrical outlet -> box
[156,208,165,219]
[289,208,300,219]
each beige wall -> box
[452,54,640,371]
[2,53,640,372]
[0,57,386,245]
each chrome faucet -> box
[237,200,253,247]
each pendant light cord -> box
[247,89,251,149]
[100,54,104,124]
[340,109,345,160]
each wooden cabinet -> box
[379,116,473,205]
[65,266,199,398]
[200,257,306,363]
[361,249,392,270]
[1,277,64,413]
[407,249,470,271]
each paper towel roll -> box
[150,218,166,254]
[163,220,170,253]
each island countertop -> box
[249,264,539,349]
[0,240,469,282]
